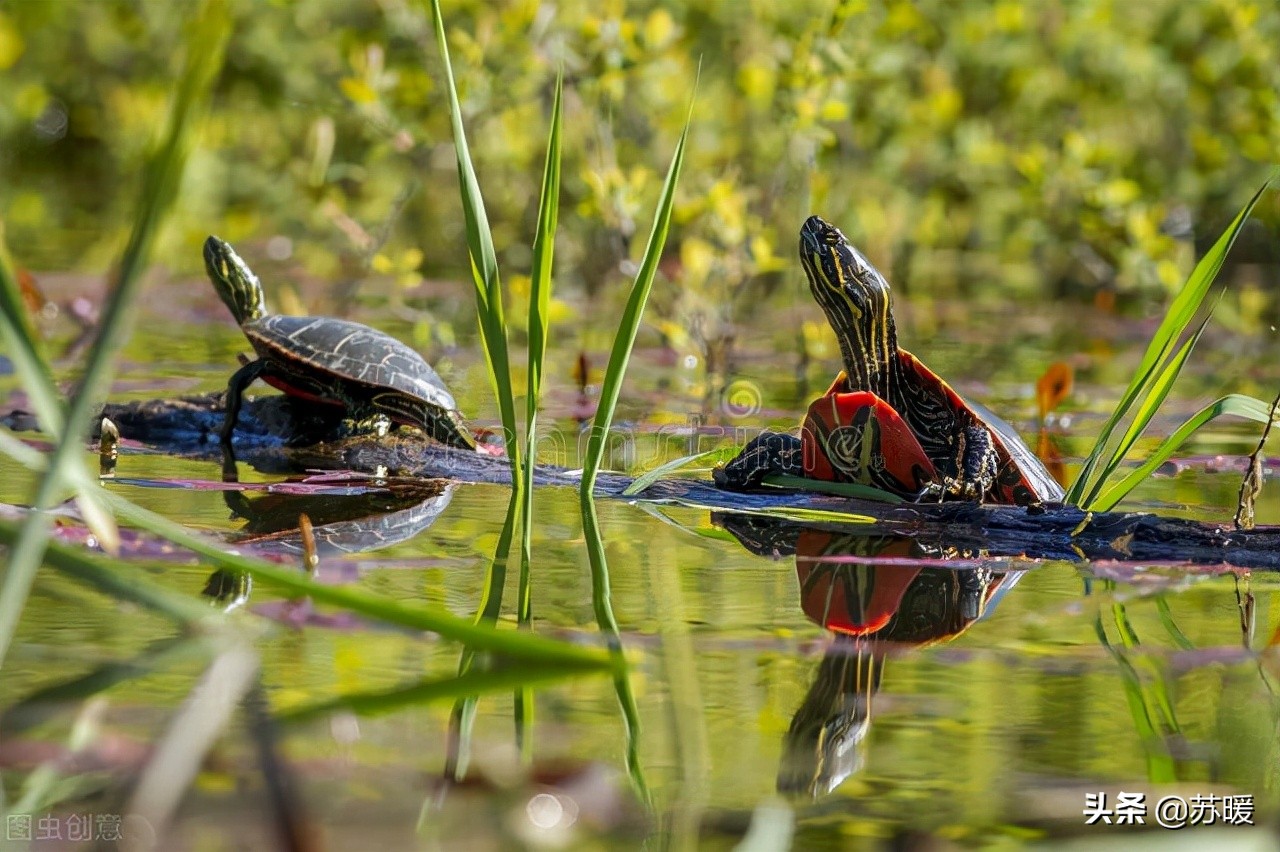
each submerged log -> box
[6,392,1280,570]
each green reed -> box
[0,2,613,677]
[0,0,231,665]
[1067,173,1279,511]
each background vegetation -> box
[3,0,1278,326]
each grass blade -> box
[1080,315,1210,508]
[426,0,519,469]
[621,448,737,497]
[514,70,563,760]
[1066,173,1275,506]
[579,86,696,496]
[520,71,563,626]
[760,473,905,504]
[0,523,229,628]
[1090,393,1280,511]
[580,493,651,804]
[278,662,606,725]
[0,226,67,442]
[88,490,615,670]
[0,0,232,667]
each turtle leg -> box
[714,431,804,491]
[916,424,998,502]
[340,409,393,438]
[958,425,999,498]
[803,391,937,496]
[221,358,267,445]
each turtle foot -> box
[714,431,804,491]
[338,412,394,439]
[914,477,983,504]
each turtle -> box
[204,236,476,450]
[715,216,1062,506]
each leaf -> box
[621,447,736,496]
[1090,394,1280,512]
[1066,173,1276,508]
[0,0,234,666]
[427,0,519,470]
[519,70,563,627]
[761,473,906,504]
[580,79,697,497]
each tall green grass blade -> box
[426,0,519,470]
[0,226,67,443]
[0,523,231,628]
[568,78,694,801]
[427,17,529,764]
[579,89,695,497]
[1090,393,1280,511]
[520,71,563,628]
[81,490,616,670]
[1081,316,1210,508]
[0,0,232,666]
[279,662,605,726]
[1066,174,1275,506]
[0,287,105,522]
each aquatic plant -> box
[1067,173,1280,512]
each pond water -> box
[3,269,1280,849]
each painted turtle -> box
[204,236,475,450]
[716,216,1062,506]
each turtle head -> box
[799,216,897,393]
[203,236,267,325]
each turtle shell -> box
[802,350,1063,505]
[243,314,459,422]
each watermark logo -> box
[6,813,126,843]
[1083,792,1254,829]
[720,379,763,419]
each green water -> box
[4,279,1280,849]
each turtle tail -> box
[203,236,267,324]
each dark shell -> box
[243,315,456,412]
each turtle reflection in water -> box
[203,480,454,609]
[717,514,1022,798]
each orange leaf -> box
[1036,361,1074,421]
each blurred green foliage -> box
[1,0,1278,333]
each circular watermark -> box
[720,380,763,419]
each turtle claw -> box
[912,425,999,503]
[339,412,394,439]
[914,477,983,504]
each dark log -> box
[6,392,1278,570]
